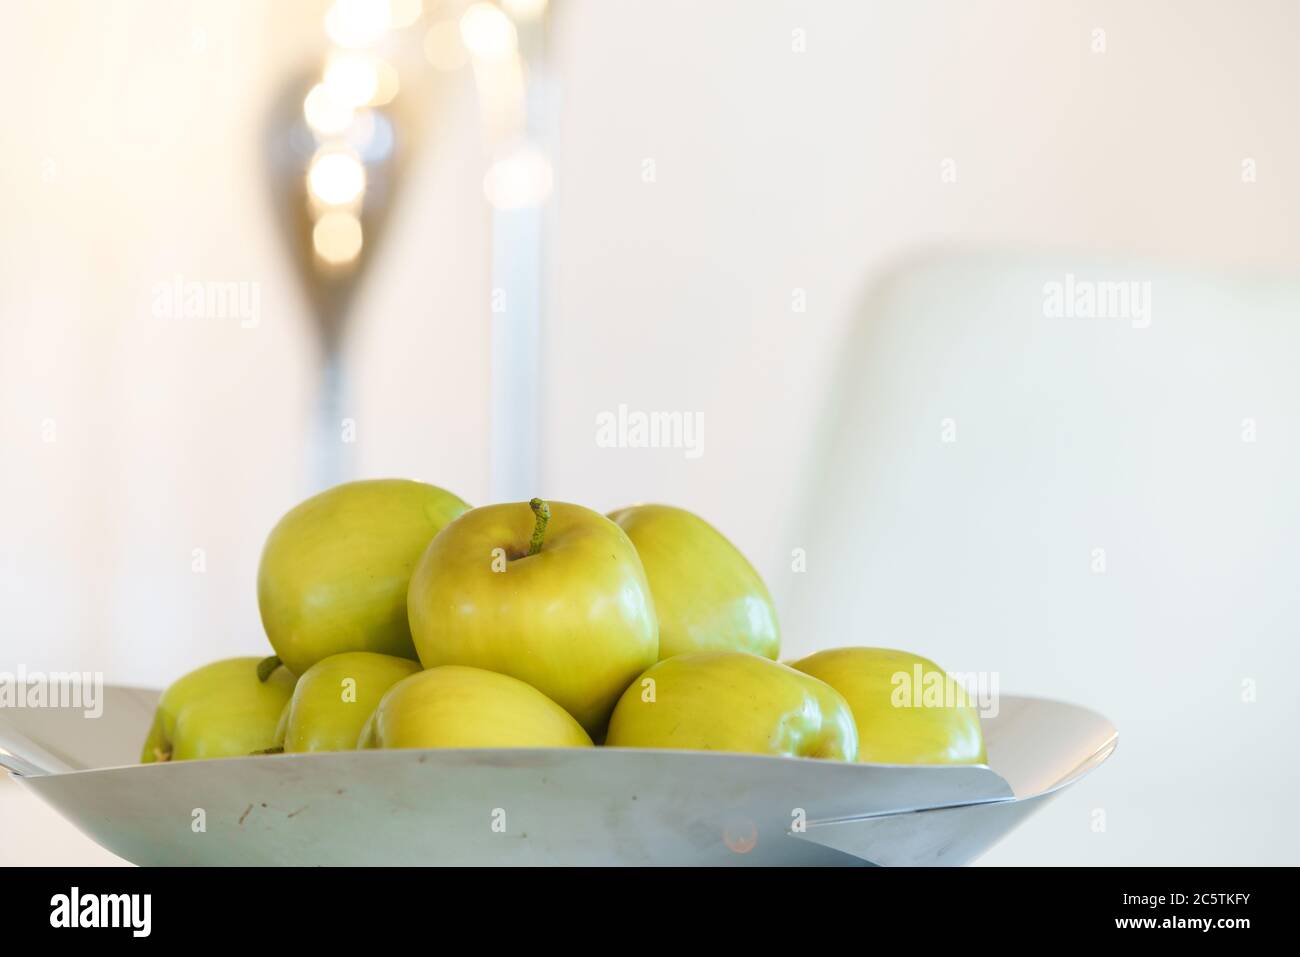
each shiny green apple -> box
[407,499,658,735]
[359,665,593,749]
[608,504,779,660]
[141,657,295,763]
[604,651,857,760]
[258,479,470,676]
[790,647,986,764]
[273,651,421,753]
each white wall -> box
[2,0,1298,864]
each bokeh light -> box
[345,110,395,162]
[324,54,380,108]
[325,0,393,48]
[313,211,365,264]
[501,0,547,19]
[388,0,424,30]
[308,151,367,205]
[483,146,553,209]
[460,3,518,61]
[303,83,355,136]
[369,59,401,105]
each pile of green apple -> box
[142,480,985,766]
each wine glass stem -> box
[310,347,347,492]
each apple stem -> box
[527,498,550,556]
[256,655,281,683]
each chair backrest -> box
[783,250,1300,864]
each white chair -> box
[784,250,1300,864]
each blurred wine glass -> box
[264,0,552,495]
[262,4,432,491]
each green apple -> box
[359,665,593,749]
[790,647,986,765]
[604,651,858,760]
[608,504,779,660]
[407,498,658,736]
[141,657,295,763]
[274,651,421,753]
[258,479,470,676]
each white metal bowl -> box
[0,687,1115,865]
